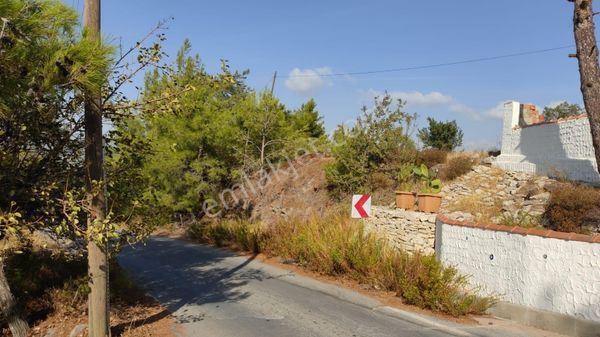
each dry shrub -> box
[189,211,495,316]
[445,194,503,224]
[417,149,448,168]
[367,172,394,190]
[543,184,600,234]
[439,155,476,181]
[190,220,268,254]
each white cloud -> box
[390,91,453,106]
[449,103,481,120]
[483,101,508,119]
[365,89,452,106]
[365,89,510,121]
[284,67,333,95]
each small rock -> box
[531,192,551,201]
[480,157,495,166]
[446,211,474,222]
[42,328,56,337]
[69,324,86,337]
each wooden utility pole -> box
[572,0,600,167]
[83,0,110,336]
[270,71,277,94]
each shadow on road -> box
[111,308,171,336]
[117,238,267,323]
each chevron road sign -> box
[351,194,371,218]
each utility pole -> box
[571,0,600,167]
[83,1,110,336]
[270,71,277,94]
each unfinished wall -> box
[494,101,599,183]
[364,206,435,255]
[436,215,600,323]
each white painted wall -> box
[494,101,599,183]
[436,222,600,322]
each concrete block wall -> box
[364,206,436,255]
[436,214,600,324]
[494,101,599,183]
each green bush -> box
[326,94,417,197]
[189,212,495,316]
[543,184,600,234]
[543,102,584,120]
[418,117,464,151]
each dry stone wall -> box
[364,206,436,255]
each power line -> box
[283,45,574,78]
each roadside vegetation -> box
[544,183,600,234]
[189,210,496,317]
[4,0,600,335]
[1,252,173,337]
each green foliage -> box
[413,164,442,193]
[138,40,327,217]
[326,94,417,197]
[543,102,584,120]
[289,99,326,138]
[0,0,114,249]
[0,0,175,253]
[189,212,495,316]
[418,117,463,151]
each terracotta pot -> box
[417,193,442,213]
[395,191,416,210]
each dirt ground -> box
[1,258,178,337]
[23,300,177,337]
[239,154,336,224]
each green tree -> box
[0,1,178,335]
[325,94,417,196]
[0,1,113,335]
[289,99,325,138]
[139,40,328,218]
[418,117,463,151]
[542,102,584,120]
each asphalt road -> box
[118,237,563,337]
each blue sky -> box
[72,0,592,149]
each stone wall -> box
[494,101,599,183]
[436,214,600,323]
[364,206,436,255]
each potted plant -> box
[413,164,443,213]
[395,165,416,210]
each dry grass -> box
[439,155,477,181]
[544,183,600,234]
[190,211,495,317]
[445,194,503,224]
[2,253,175,337]
[417,149,448,168]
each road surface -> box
[118,237,564,337]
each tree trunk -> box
[573,0,600,167]
[83,1,110,336]
[260,135,266,168]
[0,261,29,337]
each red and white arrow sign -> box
[351,194,371,218]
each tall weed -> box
[189,212,495,316]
